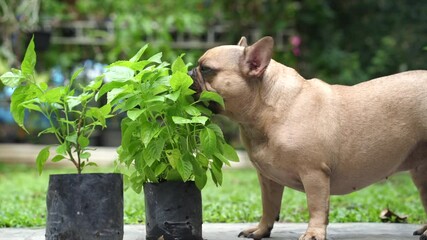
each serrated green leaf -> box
[199,91,225,108]
[172,116,193,124]
[130,44,148,62]
[214,152,231,166]
[10,85,30,132]
[184,105,201,116]
[80,152,91,159]
[143,138,165,167]
[70,68,83,86]
[196,154,209,167]
[166,149,181,169]
[78,135,90,148]
[170,72,193,91]
[144,166,158,182]
[85,162,98,167]
[42,87,64,103]
[207,123,224,139]
[107,88,127,104]
[105,66,134,82]
[166,169,182,181]
[200,128,217,156]
[36,146,50,175]
[172,55,187,73]
[222,143,239,162]
[66,96,81,110]
[21,102,41,112]
[85,77,103,91]
[165,91,180,102]
[210,161,223,186]
[191,116,209,125]
[56,143,67,155]
[100,103,112,116]
[38,127,56,137]
[148,52,162,63]
[127,109,145,121]
[195,171,207,190]
[96,81,126,101]
[51,155,65,162]
[154,163,168,176]
[140,122,162,147]
[0,71,23,87]
[65,133,77,144]
[21,36,36,76]
[176,153,193,181]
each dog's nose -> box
[188,69,195,78]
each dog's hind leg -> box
[411,163,427,240]
[238,173,284,240]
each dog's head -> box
[189,36,274,116]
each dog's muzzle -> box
[188,68,203,95]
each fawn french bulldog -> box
[189,36,427,240]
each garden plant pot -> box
[45,173,123,240]
[144,181,202,240]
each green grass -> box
[0,163,425,227]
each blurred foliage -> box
[296,0,427,84]
[3,0,425,84]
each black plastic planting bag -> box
[45,173,124,240]
[144,181,202,240]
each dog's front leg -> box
[299,170,330,240]
[239,173,284,240]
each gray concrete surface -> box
[0,223,423,240]
[0,144,252,168]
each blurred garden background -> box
[0,0,427,228]
[1,0,426,145]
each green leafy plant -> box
[98,45,239,192]
[0,37,112,174]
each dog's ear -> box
[242,36,274,78]
[237,36,248,47]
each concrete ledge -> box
[0,144,252,168]
[0,223,422,240]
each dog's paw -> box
[238,226,271,240]
[413,225,427,240]
[298,227,326,240]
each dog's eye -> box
[200,65,213,74]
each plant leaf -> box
[172,116,193,124]
[51,155,65,162]
[172,55,187,73]
[128,109,145,121]
[214,152,231,166]
[104,66,134,82]
[130,44,148,62]
[184,105,201,116]
[147,52,162,63]
[176,153,193,181]
[36,146,50,175]
[80,152,91,159]
[56,143,67,155]
[199,91,225,108]
[195,171,207,190]
[170,72,193,91]
[65,133,77,144]
[191,116,209,125]
[21,36,36,76]
[0,71,23,87]
[78,135,90,148]
[166,149,181,169]
[222,143,239,162]
[200,128,217,156]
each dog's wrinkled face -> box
[189,37,274,117]
[189,45,245,114]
